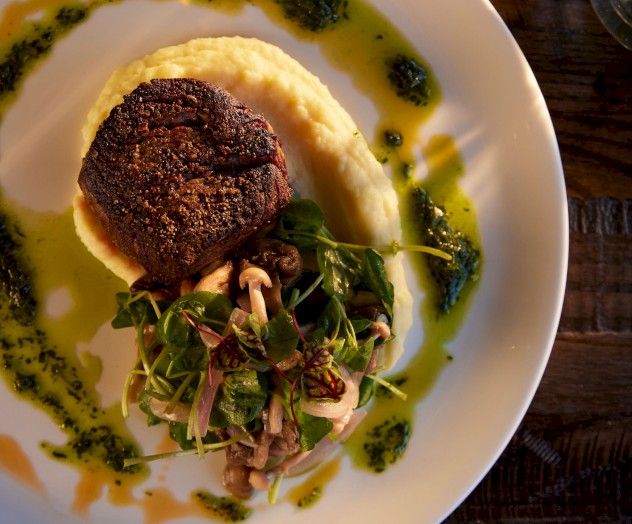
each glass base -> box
[591,0,632,50]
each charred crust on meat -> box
[78,78,292,285]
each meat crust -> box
[78,78,292,284]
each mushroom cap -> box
[370,320,391,340]
[239,266,273,289]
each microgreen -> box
[261,310,300,363]
[156,292,232,348]
[274,198,451,261]
[209,334,248,372]
[286,340,346,427]
[268,474,284,505]
[360,248,395,317]
[301,343,346,400]
[317,243,360,302]
[213,370,268,426]
[111,291,161,330]
[122,427,251,467]
[366,373,408,401]
[297,415,334,451]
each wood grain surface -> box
[445,1,632,522]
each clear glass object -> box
[591,0,632,50]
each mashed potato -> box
[73,36,411,368]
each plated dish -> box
[0,0,568,523]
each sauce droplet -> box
[0,434,45,493]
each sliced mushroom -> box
[194,260,234,295]
[246,431,274,470]
[269,419,300,457]
[264,395,285,435]
[180,278,196,296]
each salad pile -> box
[113,198,407,500]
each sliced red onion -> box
[127,374,147,404]
[268,450,311,477]
[196,368,224,438]
[341,367,363,408]
[142,323,156,347]
[223,308,250,336]
[299,397,349,419]
[198,323,223,348]
[299,366,363,420]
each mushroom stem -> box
[249,284,269,323]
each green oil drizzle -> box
[15,205,127,345]
[0,0,112,119]
[346,134,481,473]
[286,455,341,508]
[0,197,144,491]
[192,490,253,522]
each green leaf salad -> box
[114,198,411,501]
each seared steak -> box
[78,78,292,284]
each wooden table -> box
[446,1,632,521]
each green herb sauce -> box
[0,199,144,489]
[273,0,346,32]
[362,416,410,473]
[286,454,341,508]
[0,207,36,325]
[296,486,323,508]
[0,0,108,120]
[402,134,482,313]
[192,490,252,522]
[346,134,481,474]
[261,0,441,148]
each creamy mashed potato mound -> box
[73,36,412,368]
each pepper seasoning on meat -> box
[78,78,292,285]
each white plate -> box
[0,0,568,522]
